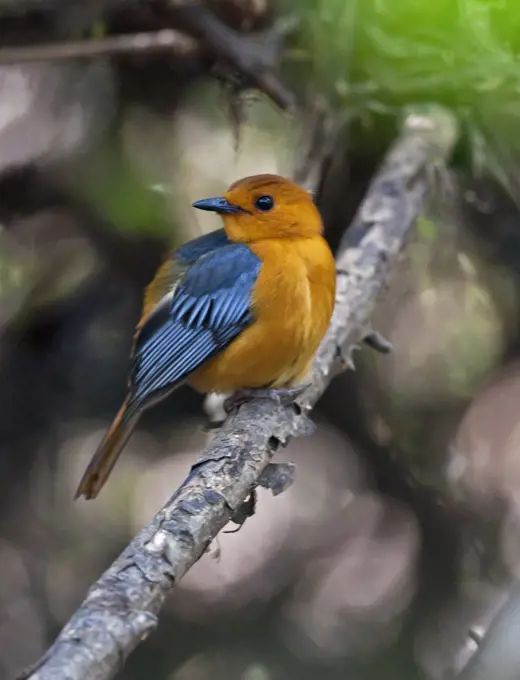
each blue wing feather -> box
[126,242,261,415]
[176,228,230,264]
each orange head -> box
[192,174,323,243]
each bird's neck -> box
[225,230,324,245]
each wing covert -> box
[127,243,261,414]
[137,228,230,330]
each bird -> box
[75,174,336,500]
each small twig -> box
[363,330,393,354]
[292,95,346,190]
[167,1,297,111]
[0,30,198,66]
[19,106,458,680]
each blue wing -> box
[138,229,231,325]
[127,242,261,415]
[175,228,230,264]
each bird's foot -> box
[224,383,311,414]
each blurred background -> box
[3,0,520,678]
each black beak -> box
[192,196,242,214]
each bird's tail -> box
[75,398,139,500]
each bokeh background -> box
[2,0,520,678]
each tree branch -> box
[452,585,520,680]
[0,3,295,112]
[0,30,199,65]
[18,106,458,680]
[164,1,297,111]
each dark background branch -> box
[0,29,198,64]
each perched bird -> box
[75,174,336,500]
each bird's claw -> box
[202,420,224,433]
[224,383,311,413]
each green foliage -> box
[74,143,173,237]
[292,0,520,108]
[288,0,520,189]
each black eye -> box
[254,195,274,212]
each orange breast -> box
[189,236,335,394]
